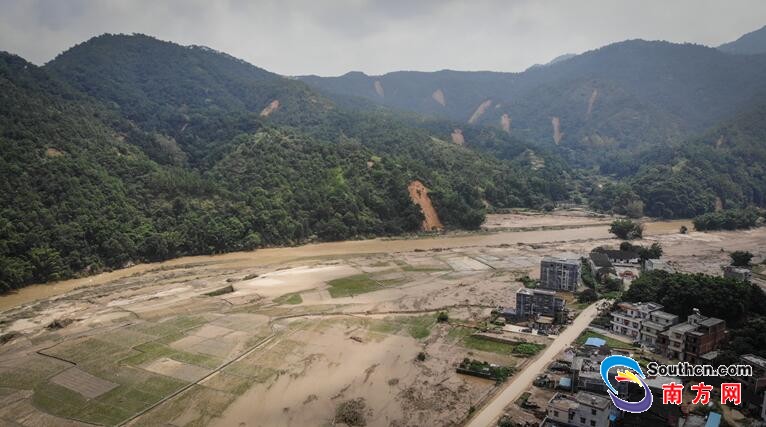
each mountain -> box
[0,34,570,292]
[718,25,766,54]
[300,40,766,166]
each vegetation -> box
[693,208,761,231]
[273,292,303,305]
[0,35,573,292]
[577,288,598,303]
[327,275,381,298]
[335,398,368,427]
[458,358,513,381]
[619,241,663,261]
[436,311,449,323]
[730,251,754,267]
[609,219,644,240]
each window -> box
[590,421,596,427]
[553,410,559,417]
[591,409,597,416]
[580,417,586,423]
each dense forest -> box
[0,35,570,292]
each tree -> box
[436,311,449,323]
[609,219,644,240]
[577,288,598,303]
[730,251,754,267]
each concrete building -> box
[610,302,663,341]
[515,288,566,322]
[657,309,727,362]
[540,257,581,292]
[545,391,614,427]
[723,265,752,283]
[640,310,679,346]
[733,354,766,420]
[644,258,675,273]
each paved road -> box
[464,300,605,427]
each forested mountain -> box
[718,25,766,54]
[300,40,766,161]
[0,34,570,292]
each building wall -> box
[540,259,580,292]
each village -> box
[487,241,766,427]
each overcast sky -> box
[1,0,765,76]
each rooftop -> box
[651,311,678,320]
[542,256,580,266]
[517,287,557,296]
[741,354,766,370]
[584,337,607,348]
[603,250,639,260]
[575,391,611,410]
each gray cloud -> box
[1,0,765,76]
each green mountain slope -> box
[300,40,766,157]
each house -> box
[639,310,679,346]
[544,391,615,427]
[656,309,727,362]
[603,250,640,266]
[610,302,664,341]
[515,288,567,323]
[723,265,752,283]
[540,257,581,292]
[644,258,675,273]
[733,354,766,420]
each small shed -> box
[584,337,606,348]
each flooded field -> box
[0,212,762,426]
[0,214,690,312]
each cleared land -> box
[0,212,762,426]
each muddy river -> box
[0,218,691,312]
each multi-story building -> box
[639,310,679,346]
[540,257,581,292]
[545,391,614,427]
[515,288,566,322]
[657,309,727,362]
[610,301,663,341]
[733,354,766,420]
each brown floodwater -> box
[0,219,691,312]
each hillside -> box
[300,40,766,159]
[0,35,571,292]
[718,25,766,54]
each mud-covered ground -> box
[0,212,763,426]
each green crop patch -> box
[327,274,382,298]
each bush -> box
[335,398,368,426]
[730,251,754,267]
[436,311,449,323]
[680,225,688,234]
[416,351,427,361]
[609,219,644,240]
[577,288,599,303]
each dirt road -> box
[464,301,604,427]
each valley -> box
[1,212,762,426]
